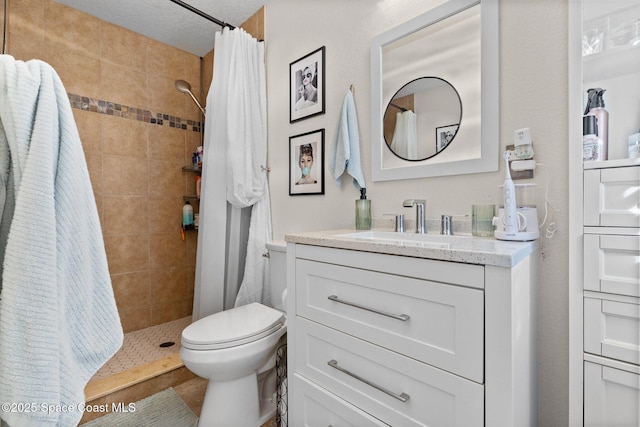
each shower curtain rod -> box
[169,0,236,29]
[389,102,409,112]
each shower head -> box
[175,79,192,94]
[175,79,206,117]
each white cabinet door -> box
[295,258,484,382]
[295,317,484,427]
[584,361,640,427]
[584,166,640,227]
[584,295,640,365]
[290,374,390,427]
[584,234,640,296]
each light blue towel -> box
[0,55,123,427]
[330,90,366,190]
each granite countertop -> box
[284,229,538,268]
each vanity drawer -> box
[295,258,484,382]
[584,234,640,297]
[584,360,640,427]
[584,166,640,228]
[290,374,390,426]
[584,293,640,366]
[295,317,484,427]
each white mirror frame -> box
[371,0,499,181]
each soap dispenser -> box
[355,188,371,230]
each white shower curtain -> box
[194,27,271,318]
[390,110,418,160]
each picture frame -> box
[289,129,325,196]
[290,46,325,123]
[436,124,459,152]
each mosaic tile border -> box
[68,93,202,133]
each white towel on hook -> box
[0,55,122,427]
[329,90,366,190]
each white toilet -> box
[180,241,288,427]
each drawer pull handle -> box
[328,359,410,402]
[328,295,410,321]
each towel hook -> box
[349,84,355,95]
[261,165,271,173]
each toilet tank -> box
[266,240,287,312]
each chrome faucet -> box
[402,199,427,234]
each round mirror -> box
[383,77,462,161]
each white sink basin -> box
[334,231,472,248]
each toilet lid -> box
[181,303,285,349]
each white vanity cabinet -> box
[285,235,538,427]
[582,161,640,427]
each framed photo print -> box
[289,129,325,196]
[436,124,459,152]
[290,46,325,123]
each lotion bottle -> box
[355,188,371,230]
[583,115,603,162]
[183,201,194,229]
[584,88,609,160]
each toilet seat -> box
[182,303,285,350]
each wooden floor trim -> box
[85,353,184,402]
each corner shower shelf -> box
[182,165,201,203]
[182,165,202,173]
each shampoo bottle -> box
[584,88,609,160]
[183,201,194,229]
[192,152,200,170]
[355,188,371,230]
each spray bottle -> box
[584,88,609,160]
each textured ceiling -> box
[55,0,265,57]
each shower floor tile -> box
[91,316,192,381]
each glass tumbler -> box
[472,204,497,237]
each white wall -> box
[265,0,569,425]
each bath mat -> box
[83,388,198,427]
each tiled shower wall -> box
[7,0,202,333]
[6,0,265,333]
